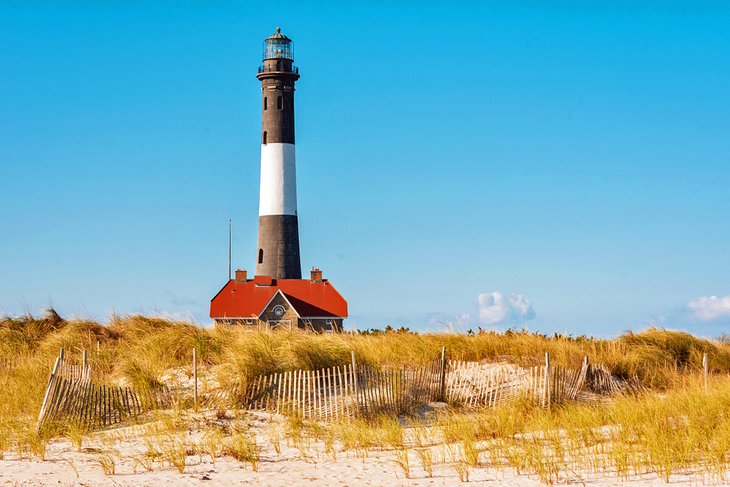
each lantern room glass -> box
[263,39,293,61]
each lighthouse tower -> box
[255,27,301,279]
[209,28,348,332]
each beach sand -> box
[0,412,709,486]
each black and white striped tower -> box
[255,27,302,279]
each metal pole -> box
[228,218,232,281]
[193,347,198,411]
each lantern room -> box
[258,27,299,76]
[263,27,293,60]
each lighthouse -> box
[255,27,301,279]
[210,28,348,332]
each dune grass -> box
[1,309,730,483]
[435,378,730,483]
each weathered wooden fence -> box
[584,362,645,395]
[56,357,92,382]
[444,360,587,408]
[36,347,641,430]
[238,353,608,420]
[37,350,166,431]
[242,361,444,420]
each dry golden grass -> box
[422,378,730,483]
[2,309,730,483]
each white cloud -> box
[477,291,536,325]
[686,295,730,323]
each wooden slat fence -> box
[56,358,92,382]
[445,360,589,409]
[239,357,600,420]
[241,361,444,420]
[37,353,168,432]
[445,361,522,407]
[519,361,589,407]
[584,362,643,395]
[36,347,637,430]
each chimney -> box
[235,269,247,282]
[310,267,323,283]
[254,275,273,286]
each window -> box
[258,248,264,264]
[277,96,283,110]
[272,305,285,318]
[264,97,267,110]
[262,131,267,144]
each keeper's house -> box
[210,268,348,332]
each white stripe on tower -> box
[259,143,297,216]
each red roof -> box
[210,277,348,319]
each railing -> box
[257,64,299,75]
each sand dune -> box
[0,412,706,486]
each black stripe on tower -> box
[257,57,299,145]
[256,215,302,279]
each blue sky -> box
[1,2,729,337]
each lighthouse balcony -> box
[258,64,299,75]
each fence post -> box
[703,352,709,394]
[59,347,65,362]
[439,346,447,402]
[82,349,89,381]
[583,355,588,368]
[37,357,60,431]
[193,347,198,411]
[545,351,551,411]
[351,351,359,416]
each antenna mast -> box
[228,218,232,280]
